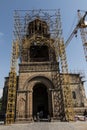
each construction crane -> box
[65,10,87,62]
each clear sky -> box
[0,0,87,97]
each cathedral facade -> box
[2,17,87,122]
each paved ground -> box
[0,121,87,130]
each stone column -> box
[51,90,55,118]
[16,93,19,120]
[29,91,33,120]
[26,91,29,118]
[48,91,52,116]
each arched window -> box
[30,45,49,62]
[72,91,76,99]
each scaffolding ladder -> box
[5,40,18,124]
[51,63,65,120]
[5,71,17,124]
[59,40,75,121]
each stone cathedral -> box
[2,17,87,122]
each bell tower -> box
[21,18,56,63]
[15,14,65,121]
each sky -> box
[0,0,87,98]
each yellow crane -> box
[65,10,87,62]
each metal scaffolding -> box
[5,40,19,124]
[5,9,74,123]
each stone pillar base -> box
[51,116,61,121]
[15,117,33,123]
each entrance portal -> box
[33,83,49,119]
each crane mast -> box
[78,10,87,62]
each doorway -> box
[33,83,49,119]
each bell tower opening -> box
[30,45,49,62]
[33,83,49,119]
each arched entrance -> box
[33,83,49,119]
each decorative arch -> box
[23,75,54,91]
[22,75,54,118]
